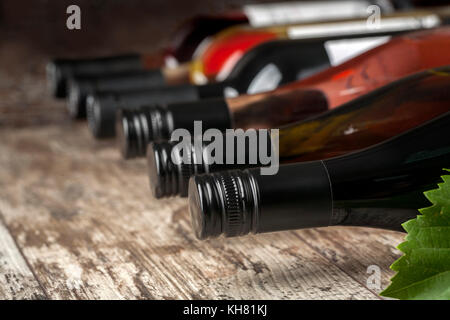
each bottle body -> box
[281,26,450,108]
[277,67,450,162]
[47,13,248,98]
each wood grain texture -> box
[0,216,46,299]
[294,228,404,294]
[0,121,405,299]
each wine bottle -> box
[118,27,450,155]
[188,110,450,239]
[146,66,450,198]
[87,12,447,138]
[50,0,394,98]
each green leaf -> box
[380,171,450,300]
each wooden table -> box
[0,37,405,300]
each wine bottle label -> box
[243,1,393,27]
[287,14,441,39]
[247,63,283,94]
[324,36,391,66]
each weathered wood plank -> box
[0,123,384,299]
[0,215,47,299]
[293,227,404,296]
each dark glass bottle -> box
[145,66,450,198]
[188,110,450,239]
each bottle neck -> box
[119,98,232,159]
[189,162,333,239]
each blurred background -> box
[0,0,446,55]
[0,0,331,127]
[0,0,445,127]
[1,0,256,57]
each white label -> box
[243,1,393,27]
[287,14,441,39]
[247,63,282,94]
[324,36,391,66]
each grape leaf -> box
[380,171,450,300]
